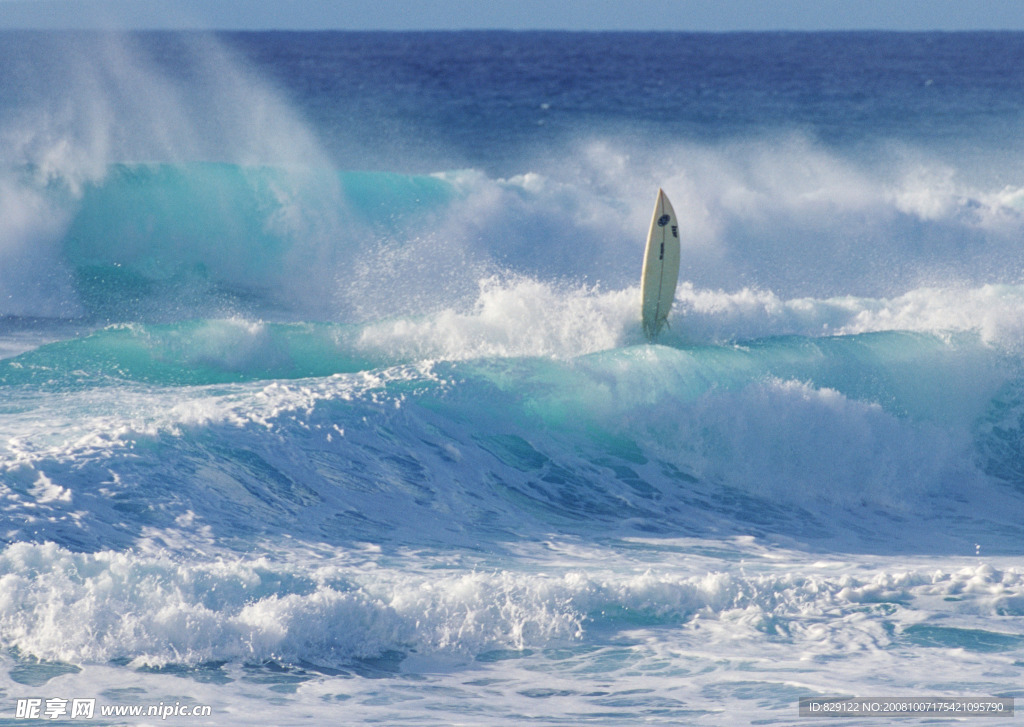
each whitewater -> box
[1,30,1023,724]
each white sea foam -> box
[358,276,637,360]
[669,280,1024,347]
[0,540,1020,669]
[353,272,1024,367]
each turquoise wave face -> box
[2,325,1020,555]
[0,319,382,387]
[0,311,999,409]
[57,163,456,320]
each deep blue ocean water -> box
[1,30,1024,724]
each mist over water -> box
[1,30,1023,725]
[7,32,1024,322]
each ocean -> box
[1,30,1023,725]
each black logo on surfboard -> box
[657,214,670,227]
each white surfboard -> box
[640,188,680,341]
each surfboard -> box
[640,188,680,341]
